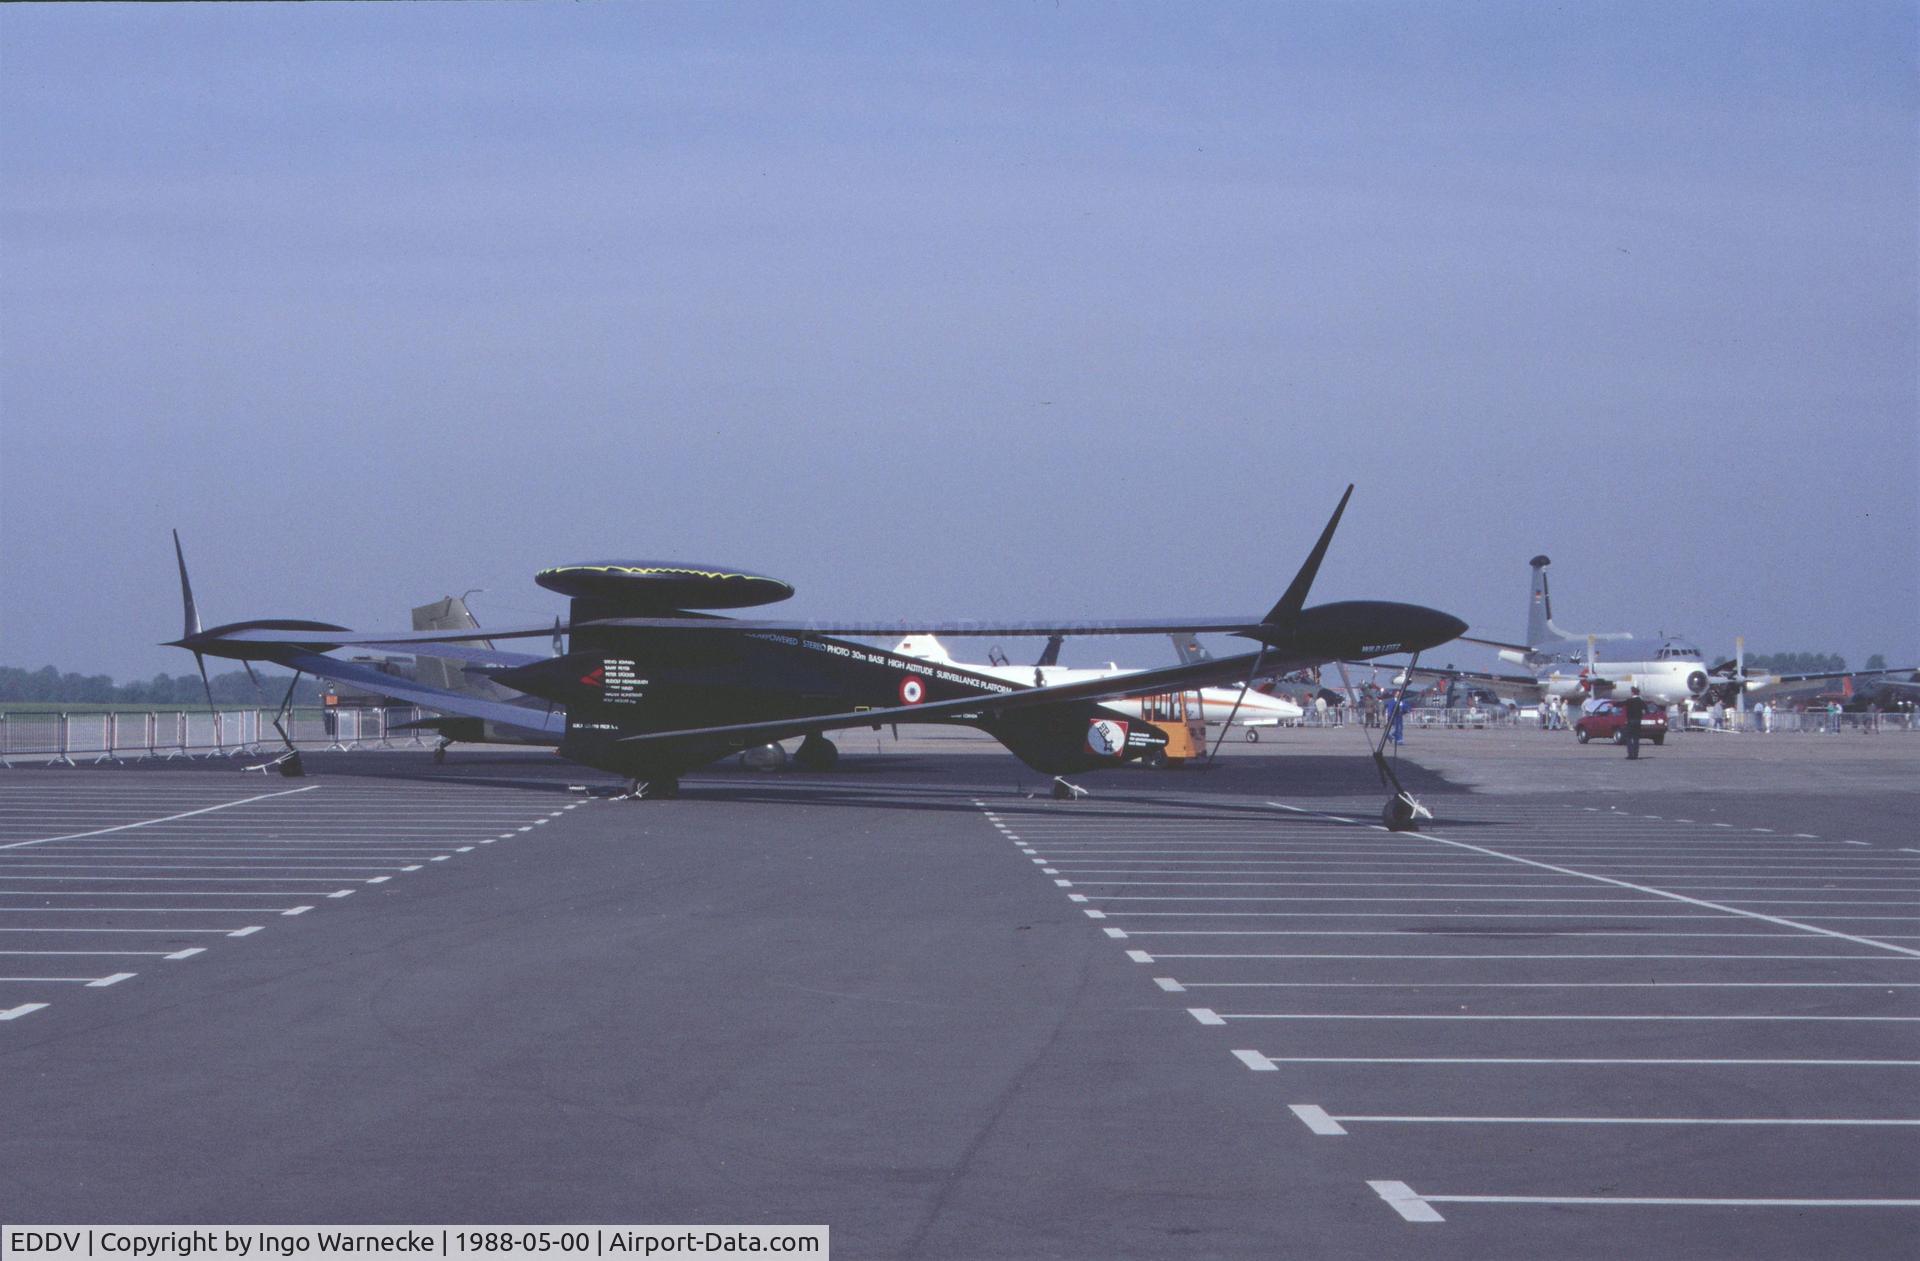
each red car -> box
[1574,699,1667,745]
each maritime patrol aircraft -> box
[168,487,1466,825]
[1419,556,1903,708]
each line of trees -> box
[0,665,326,706]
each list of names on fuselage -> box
[602,658,648,704]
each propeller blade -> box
[172,529,202,639]
[1262,484,1354,626]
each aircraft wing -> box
[208,614,1285,650]
[615,647,1320,749]
[278,650,566,737]
[1733,666,1920,695]
[1344,660,1543,701]
[357,641,549,668]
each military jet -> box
[168,487,1466,825]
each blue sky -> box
[3,2,1914,679]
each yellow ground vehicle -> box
[1137,690,1209,766]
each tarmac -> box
[0,726,1914,1259]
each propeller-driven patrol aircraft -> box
[168,487,1466,827]
[1417,555,1906,708]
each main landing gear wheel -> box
[793,733,840,772]
[1245,729,1260,743]
[277,751,306,779]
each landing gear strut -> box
[1051,777,1088,801]
[793,733,840,772]
[433,739,450,765]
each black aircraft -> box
[168,487,1467,826]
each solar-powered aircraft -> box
[168,487,1466,827]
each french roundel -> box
[899,675,926,705]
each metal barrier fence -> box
[0,707,433,766]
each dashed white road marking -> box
[165,948,205,960]
[1369,1181,1447,1222]
[326,890,354,899]
[0,1003,49,1021]
[85,972,135,988]
[1288,1104,1348,1135]
[226,926,263,937]
[1232,1049,1277,1071]
[281,906,312,917]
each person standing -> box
[1624,687,1647,760]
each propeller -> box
[173,530,224,753]
[1200,485,1356,764]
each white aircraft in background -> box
[890,634,1304,740]
[1436,555,1907,708]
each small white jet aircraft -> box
[890,634,1305,739]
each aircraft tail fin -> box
[1035,634,1065,668]
[1526,555,1557,648]
[1170,633,1213,665]
[411,596,515,700]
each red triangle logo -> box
[580,665,604,687]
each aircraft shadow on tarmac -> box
[17,749,1472,820]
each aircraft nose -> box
[1283,601,1470,659]
[1429,610,1470,650]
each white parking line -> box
[1241,1055,1920,1067]
[1193,1012,1920,1022]
[1383,826,1920,958]
[1367,1180,1920,1223]
[1152,953,1920,961]
[0,786,322,850]
[1168,980,1920,988]
[1296,1107,1920,1134]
